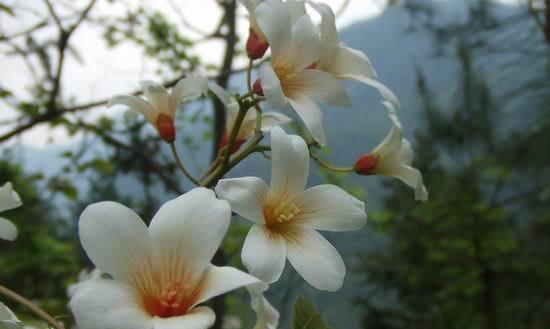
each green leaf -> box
[292,296,330,329]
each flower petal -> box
[208,82,235,107]
[283,15,322,70]
[0,217,17,241]
[152,306,215,329]
[248,286,279,329]
[0,182,22,212]
[108,95,155,122]
[325,46,377,82]
[307,1,338,49]
[288,69,351,107]
[148,188,231,280]
[171,75,209,104]
[286,228,345,291]
[70,279,152,329]
[260,112,292,132]
[378,165,428,202]
[287,94,326,146]
[194,265,266,307]
[79,202,153,283]
[140,81,174,117]
[259,63,288,109]
[256,0,291,59]
[372,103,403,159]
[294,184,367,232]
[0,302,20,326]
[352,76,401,109]
[215,177,269,224]
[270,126,310,199]
[286,0,307,25]
[242,225,287,283]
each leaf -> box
[292,296,330,329]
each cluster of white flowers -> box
[0,1,428,329]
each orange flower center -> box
[263,202,301,226]
[142,277,197,318]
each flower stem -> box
[0,285,65,329]
[310,153,354,173]
[247,58,253,91]
[169,142,200,186]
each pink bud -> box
[354,154,379,175]
[253,79,264,96]
[246,30,269,60]
[156,114,176,143]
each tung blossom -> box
[0,182,22,241]
[216,126,367,291]
[308,1,400,108]
[248,286,279,329]
[254,0,351,146]
[108,76,209,142]
[354,102,428,201]
[208,82,291,153]
[70,188,265,329]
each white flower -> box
[208,82,291,152]
[70,188,265,329]
[308,1,400,108]
[353,102,428,201]
[240,0,307,59]
[0,302,21,329]
[254,0,351,146]
[248,286,278,329]
[215,126,367,291]
[0,182,22,241]
[108,76,209,142]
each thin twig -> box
[169,142,200,186]
[0,285,65,329]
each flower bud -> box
[246,30,269,60]
[253,79,264,96]
[305,63,317,69]
[156,114,176,143]
[218,131,245,154]
[353,154,379,175]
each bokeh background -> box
[0,0,549,328]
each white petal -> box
[208,82,235,107]
[0,302,20,325]
[70,279,152,329]
[325,46,377,81]
[286,228,345,291]
[287,94,326,146]
[399,139,414,166]
[108,95,155,122]
[0,182,22,212]
[372,104,403,159]
[270,126,310,199]
[171,75,209,104]
[307,1,338,49]
[242,225,287,283]
[378,165,428,202]
[255,0,291,59]
[286,0,307,25]
[0,217,17,241]
[260,112,292,132]
[148,188,231,280]
[288,69,351,107]
[215,177,269,224]
[282,15,322,70]
[259,63,288,109]
[152,306,215,329]
[354,77,401,109]
[294,184,367,232]
[248,286,279,329]
[194,266,265,307]
[79,202,153,283]
[140,81,174,117]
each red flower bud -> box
[218,131,245,154]
[354,154,379,175]
[246,30,269,60]
[156,114,176,143]
[253,79,264,96]
[306,62,317,69]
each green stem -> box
[310,153,354,173]
[0,285,65,329]
[246,58,253,91]
[169,142,200,186]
